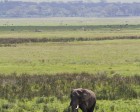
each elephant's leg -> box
[89,102,96,112]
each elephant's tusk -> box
[75,105,79,110]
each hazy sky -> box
[1,0,140,3]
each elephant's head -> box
[70,88,91,112]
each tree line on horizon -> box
[0,1,140,17]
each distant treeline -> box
[0,1,140,17]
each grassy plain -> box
[0,40,140,75]
[0,26,140,39]
[0,18,140,112]
[0,17,140,39]
[0,18,140,75]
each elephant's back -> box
[86,89,96,99]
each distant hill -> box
[0,1,140,18]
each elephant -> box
[69,88,96,112]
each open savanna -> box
[0,40,140,75]
[0,18,140,112]
[0,17,140,40]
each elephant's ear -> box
[81,89,91,101]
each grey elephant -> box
[69,88,96,112]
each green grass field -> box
[0,40,140,75]
[0,18,140,112]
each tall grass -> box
[0,73,139,100]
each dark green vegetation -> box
[0,73,139,100]
[0,18,140,111]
